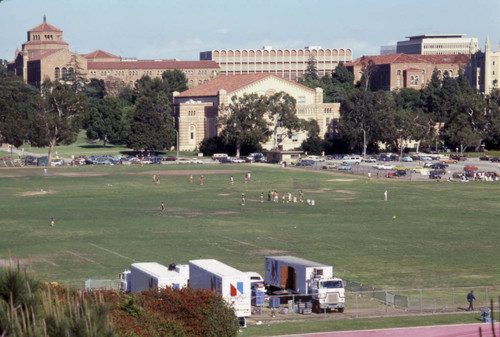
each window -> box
[61,67,67,79]
[297,96,305,104]
[410,76,414,85]
[55,67,60,80]
[292,134,298,142]
[397,70,401,76]
[415,75,419,85]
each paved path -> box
[276,323,498,337]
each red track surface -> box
[277,323,498,337]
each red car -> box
[463,165,478,171]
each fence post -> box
[356,292,359,318]
[385,291,388,313]
[485,286,488,304]
[452,287,455,312]
[420,289,423,313]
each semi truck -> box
[264,256,345,313]
[119,262,189,293]
[189,259,251,319]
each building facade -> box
[200,46,352,81]
[396,34,478,55]
[469,37,500,94]
[172,73,339,151]
[8,19,219,90]
[345,53,469,91]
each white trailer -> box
[120,262,189,293]
[189,259,251,318]
[264,256,345,312]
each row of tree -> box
[0,67,189,163]
[298,60,500,156]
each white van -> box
[212,153,228,161]
[342,155,362,164]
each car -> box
[374,163,394,170]
[163,156,177,161]
[230,157,246,163]
[362,155,378,163]
[430,163,448,169]
[450,154,467,161]
[429,171,442,179]
[419,156,433,161]
[463,165,478,171]
[412,166,428,173]
[296,160,315,166]
[423,162,434,168]
[439,158,458,164]
[304,155,325,162]
[219,158,232,164]
[491,157,500,162]
[244,156,255,163]
[50,158,65,166]
[378,156,392,161]
[432,168,446,174]
[342,155,362,164]
[392,165,410,171]
[401,156,413,162]
[190,158,203,164]
[393,169,407,176]
[176,158,193,164]
[338,163,352,170]
[480,155,493,161]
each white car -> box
[190,158,204,164]
[304,155,325,162]
[374,163,394,170]
[230,157,246,163]
[342,155,362,164]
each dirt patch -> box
[246,249,289,256]
[327,178,356,182]
[138,170,247,176]
[212,211,238,215]
[17,189,56,197]
[333,189,355,194]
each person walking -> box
[199,176,203,185]
[384,190,388,201]
[189,173,193,183]
[50,217,55,227]
[230,176,234,185]
[241,193,246,206]
[161,201,165,212]
[467,290,476,311]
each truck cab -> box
[311,277,345,312]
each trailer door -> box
[280,266,288,289]
[288,267,297,291]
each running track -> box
[276,323,498,337]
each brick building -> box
[200,46,352,81]
[345,53,470,91]
[172,73,339,151]
[8,19,219,90]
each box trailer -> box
[264,256,345,312]
[120,262,189,293]
[189,259,251,318]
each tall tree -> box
[86,97,125,146]
[218,93,271,157]
[30,80,87,164]
[0,79,41,148]
[126,96,174,151]
[266,92,301,150]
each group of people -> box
[267,190,305,204]
[152,174,160,184]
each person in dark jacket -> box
[467,290,476,311]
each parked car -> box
[480,155,493,161]
[342,155,362,164]
[50,158,65,166]
[362,156,377,163]
[230,157,246,163]
[463,165,478,171]
[374,163,394,170]
[304,155,325,162]
[450,154,467,161]
[412,166,428,173]
[401,156,413,162]
[439,158,458,164]
[296,160,315,166]
[490,157,500,162]
[432,168,446,174]
[219,158,232,164]
[429,171,442,179]
[338,163,352,170]
[430,163,448,169]
[176,158,193,164]
[393,170,407,176]
[392,165,410,171]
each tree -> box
[84,78,107,105]
[0,79,41,147]
[218,93,271,157]
[485,89,500,149]
[86,97,125,146]
[126,96,174,151]
[266,91,301,150]
[358,58,377,91]
[300,119,324,155]
[338,89,380,154]
[30,80,87,164]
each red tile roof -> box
[29,49,64,61]
[23,40,68,46]
[346,53,469,66]
[176,73,315,98]
[87,60,219,70]
[83,50,119,60]
[29,22,62,33]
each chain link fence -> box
[85,278,121,291]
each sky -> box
[1,0,499,62]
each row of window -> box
[184,70,217,76]
[54,67,74,80]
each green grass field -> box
[1,163,499,290]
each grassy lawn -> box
[239,313,482,336]
[1,164,499,289]
[1,163,499,335]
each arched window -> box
[410,76,414,85]
[397,70,401,76]
[61,67,67,79]
[415,75,419,85]
[54,67,60,80]
[189,125,196,144]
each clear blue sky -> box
[1,0,499,62]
